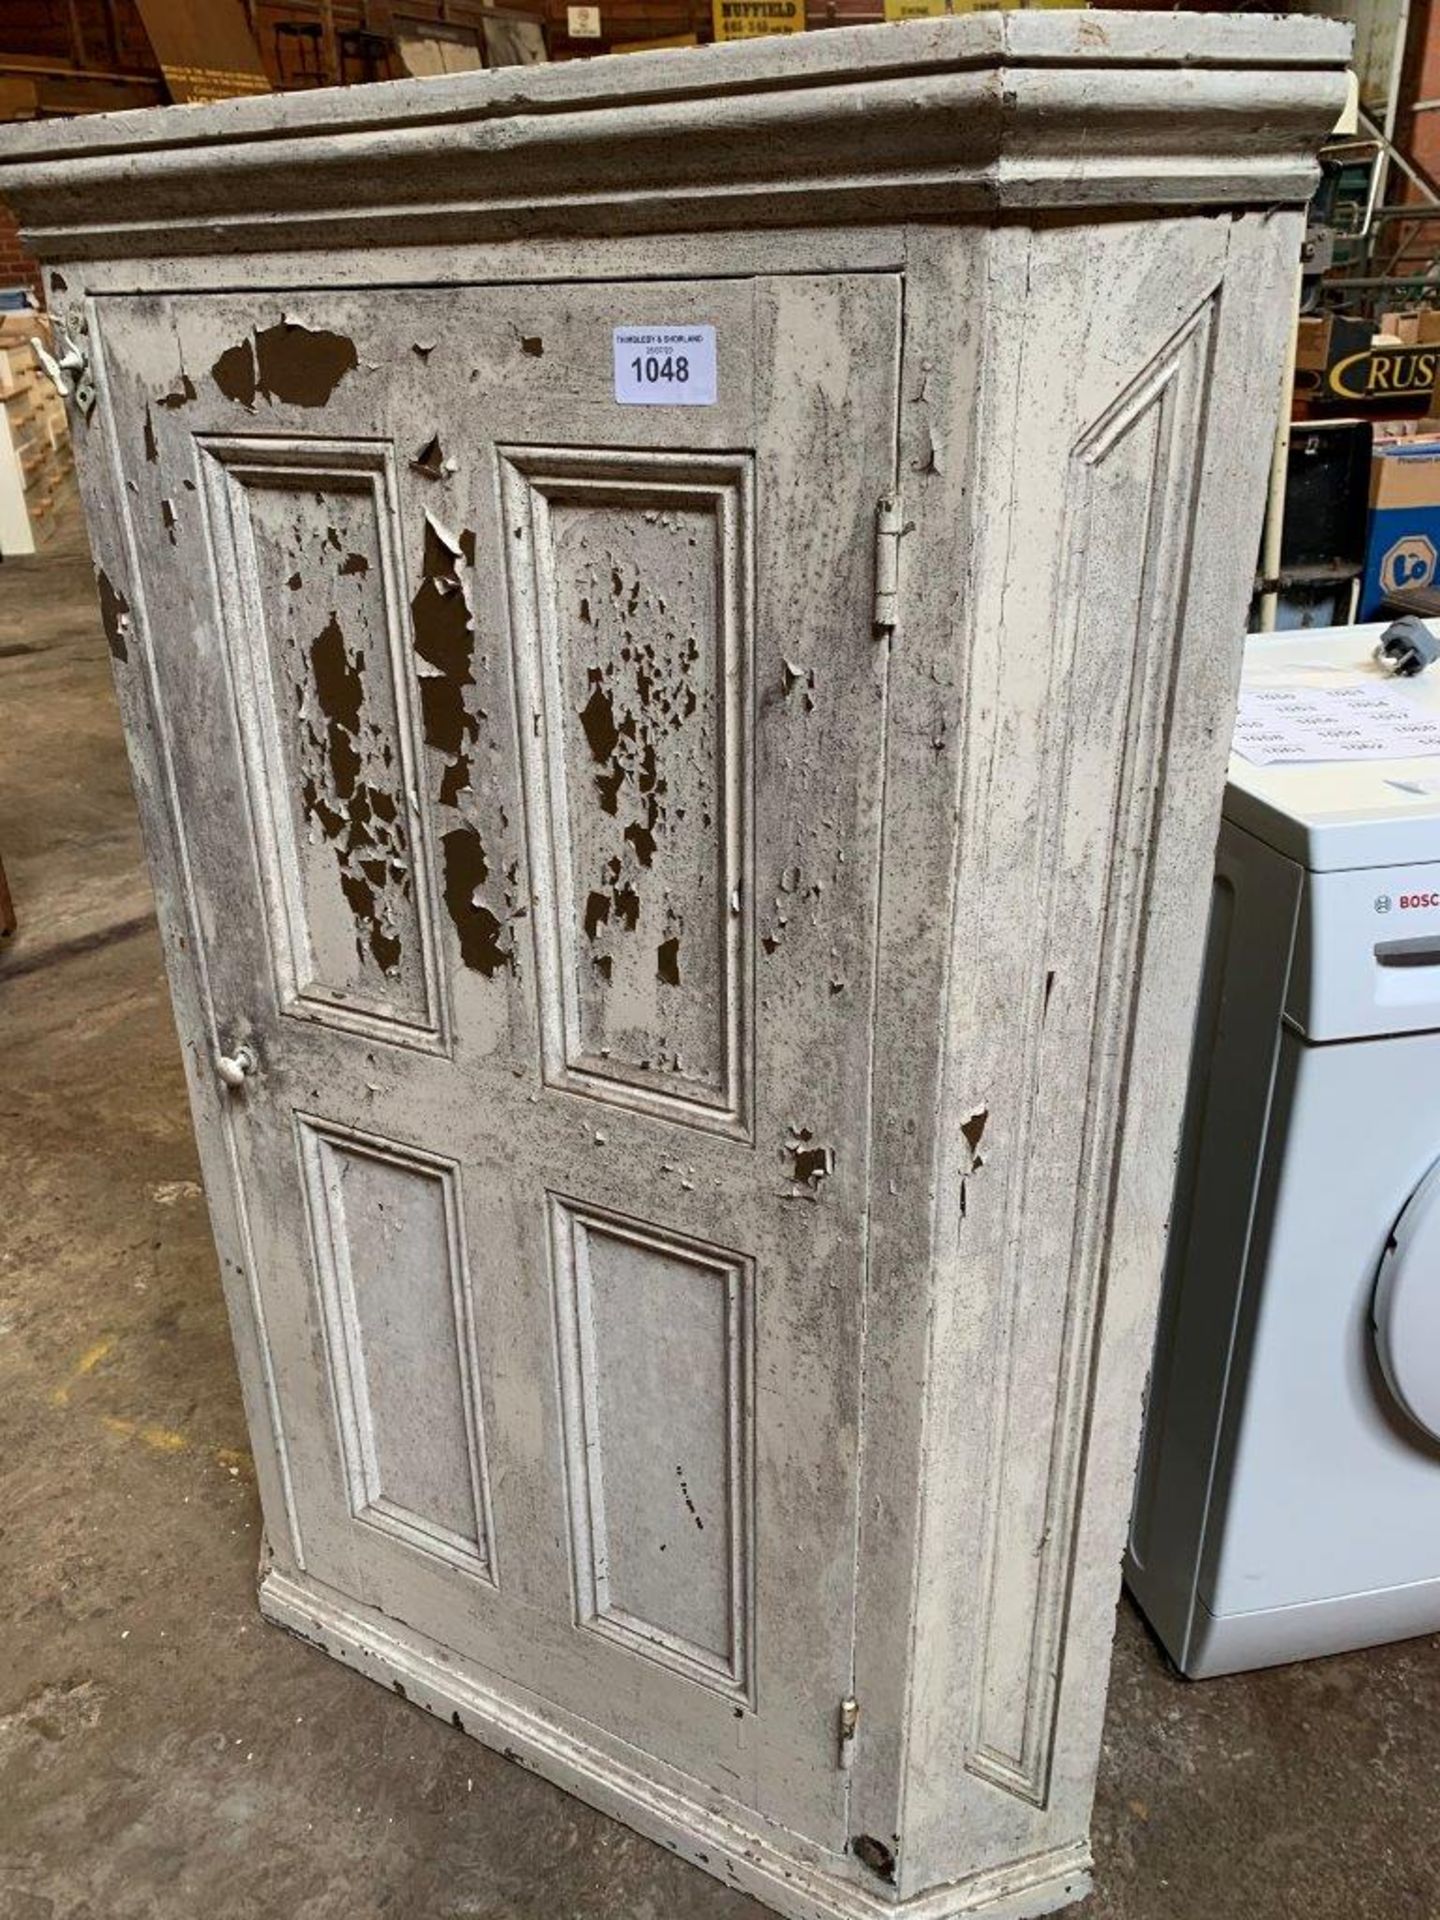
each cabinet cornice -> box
[0,14,1350,262]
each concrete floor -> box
[3,503,1439,1920]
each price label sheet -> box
[1233,681,1440,766]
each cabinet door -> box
[98,275,898,1848]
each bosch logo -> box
[1399,893,1440,910]
[1376,894,1392,913]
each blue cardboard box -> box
[1360,441,1440,618]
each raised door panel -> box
[200,439,445,1046]
[502,448,751,1135]
[552,1197,753,1697]
[299,1120,495,1579]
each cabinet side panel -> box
[1039,206,1307,1836]
[967,288,1217,1797]
[894,210,1303,1890]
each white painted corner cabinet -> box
[0,15,1347,1918]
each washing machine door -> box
[1374,1159,1440,1441]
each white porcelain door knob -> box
[215,1043,257,1090]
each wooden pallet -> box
[0,317,73,556]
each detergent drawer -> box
[1288,861,1440,1040]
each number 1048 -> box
[631,354,690,384]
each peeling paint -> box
[961,1104,988,1173]
[298,605,411,974]
[311,612,363,737]
[409,512,523,975]
[412,512,481,806]
[675,1466,704,1530]
[95,568,131,663]
[156,371,196,410]
[785,1125,834,1192]
[441,826,515,978]
[914,420,944,477]
[581,679,620,768]
[258,319,358,406]
[210,319,358,410]
[256,492,419,987]
[211,338,257,409]
[412,434,447,480]
[782,658,817,713]
[570,543,705,1030]
[852,1836,896,1884]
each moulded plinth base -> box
[258,1566,1091,1920]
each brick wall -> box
[0,201,42,306]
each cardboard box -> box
[0,312,43,345]
[1294,313,1370,402]
[1378,309,1440,346]
[1360,439,1440,616]
[1296,312,1371,372]
[1296,315,1332,373]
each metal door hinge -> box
[873,493,906,637]
[838,1695,860,1770]
[32,307,95,418]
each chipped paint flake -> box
[960,1104,988,1173]
[253,489,419,990]
[211,319,358,410]
[410,512,523,976]
[441,826,516,978]
[561,524,714,1088]
[785,1125,834,1192]
[412,434,447,480]
[156,371,196,410]
[95,568,132,663]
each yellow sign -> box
[711,0,805,40]
[882,0,1075,15]
[159,63,270,101]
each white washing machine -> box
[1127,622,1440,1677]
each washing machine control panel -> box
[1288,862,1440,1041]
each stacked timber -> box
[0,311,73,555]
